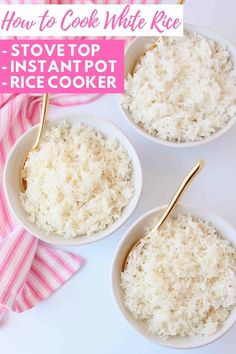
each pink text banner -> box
[0,39,124,94]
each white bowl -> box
[119,23,236,147]
[111,204,236,349]
[3,114,143,246]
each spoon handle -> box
[32,93,49,150]
[151,159,204,234]
[132,0,185,75]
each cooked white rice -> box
[121,214,236,338]
[122,31,236,143]
[21,121,134,238]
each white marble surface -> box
[1,1,236,353]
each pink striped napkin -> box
[0,94,95,321]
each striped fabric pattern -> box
[0,0,161,322]
[0,94,85,319]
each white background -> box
[1,0,236,353]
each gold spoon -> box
[132,0,186,74]
[21,93,49,192]
[124,159,204,270]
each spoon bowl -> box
[132,0,185,74]
[124,159,204,270]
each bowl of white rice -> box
[4,114,142,245]
[111,204,236,348]
[119,24,236,147]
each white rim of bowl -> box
[3,115,143,246]
[110,204,236,349]
[118,23,236,147]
